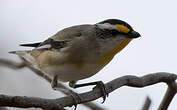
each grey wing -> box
[51,24,95,40]
[20,24,95,50]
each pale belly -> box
[40,63,102,82]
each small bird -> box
[10,19,141,103]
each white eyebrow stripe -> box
[96,23,117,30]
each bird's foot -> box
[93,81,108,103]
[69,91,81,110]
[51,75,58,90]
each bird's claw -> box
[93,81,108,103]
[69,91,81,110]
[51,75,58,90]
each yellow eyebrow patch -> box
[116,24,130,33]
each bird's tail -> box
[9,50,29,55]
[9,50,35,65]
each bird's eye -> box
[116,24,130,33]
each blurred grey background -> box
[0,0,177,110]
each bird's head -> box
[94,19,141,66]
[96,19,141,39]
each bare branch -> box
[106,72,176,93]
[0,59,26,69]
[0,72,176,110]
[0,58,105,110]
[141,96,151,110]
[157,82,177,110]
[0,107,9,110]
[0,95,65,110]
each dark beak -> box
[127,30,141,38]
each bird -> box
[9,19,141,103]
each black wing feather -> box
[20,42,41,47]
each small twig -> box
[157,82,177,110]
[141,96,151,110]
[0,59,26,69]
[0,72,176,109]
[0,107,9,110]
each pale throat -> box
[97,38,132,67]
